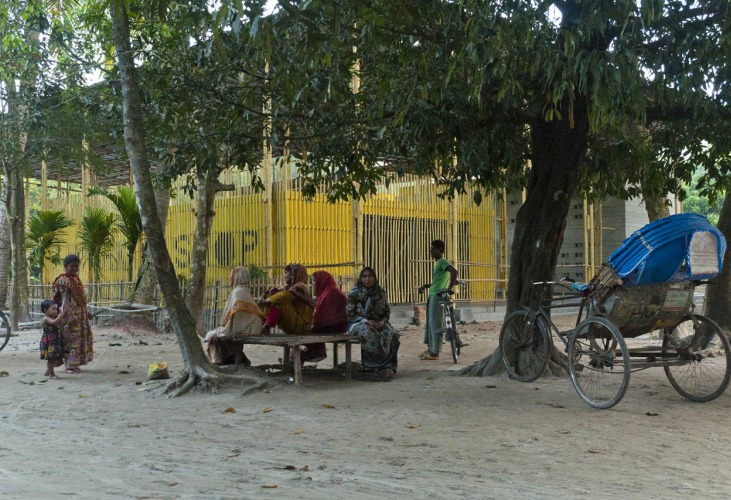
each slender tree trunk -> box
[130,187,170,304]
[0,177,11,308]
[109,2,271,399]
[703,195,731,332]
[186,168,233,335]
[463,100,589,377]
[7,156,30,328]
[111,1,208,366]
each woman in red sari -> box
[307,270,348,363]
[52,254,93,373]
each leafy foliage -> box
[88,186,142,281]
[78,207,117,283]
[26,209,73,283]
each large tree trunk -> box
[0,177,11,308]
[641,180,670,222]
[186,168,233,335]
[111,1,262,395]
[129,187,170,305]
[462,100,589,377]
[703,195,731,333]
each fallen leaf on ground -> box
[550,404,566,409]
[587,449,603,454]
[300,465,309,472]
[135,381,142,385]
[222,407,236,414]
[322,404,336,409]
[406,424,420,429]
[109,343,122,347]
[263,407,271,413]
[283,465,296,471]
[0,371,9,377]
[485,384,497,388]
[261,484,278,489]
[79,394,88,398]
[645,412,659,416]
[426,376,437,381]
[118,370,130,374]
[38,380,47,384]
[380,436,394,441]
[293,429,305,435]
[167,483,177,487]
[138,341,148,346]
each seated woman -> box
[347,267,400,381]
[259,263,324,363]
[205,267,264,366]
[311,270,348,333]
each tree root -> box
[460,346,569,378]
[156,363,267,397]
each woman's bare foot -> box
[49,374,60,379]
[44,369,50,377]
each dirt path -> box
[1,320,730,499]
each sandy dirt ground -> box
[2,317,731,499]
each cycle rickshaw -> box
[499,213,731,409]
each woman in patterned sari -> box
[259,263,325,362]
[52,254,93,373]
[347,267,400,381]
[204,267,264,366]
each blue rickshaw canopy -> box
[607,213,726,287]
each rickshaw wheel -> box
[499,309,550,382]
[568,317,630,410]
[662,314,731,402]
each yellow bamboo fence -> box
[41,167,505,307]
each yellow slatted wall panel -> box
[40,170,501,304]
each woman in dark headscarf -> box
[347,267,400,380]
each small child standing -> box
[40,300,65,378]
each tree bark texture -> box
[641,183,670,222]
[703,194,731,333]
[7,166,30,326]
[0,177,11,308]
[506,101,590,313]
[130,187,170,304]
[185,168,220,334]
[111,2,209,369]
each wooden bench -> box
[238,334,360,385]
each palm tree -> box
[78,207,118,288]
[88,186,142,281]
[26,210,74,285]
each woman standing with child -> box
[52,254,93,373]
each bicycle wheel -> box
[0,310,10,352]
[662,314,731,402]
[499,309,549,382]
[568,316,630,410]
[448,310,460,363]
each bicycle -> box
[498,278,583,382]
[0,310,11,352]
[436,282,465,364]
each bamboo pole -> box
[262,62,274,271]
[41,159,48,210]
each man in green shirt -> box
[417,240,458,360]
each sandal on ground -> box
[379,368,395,382]
[420,352,439,360]
[418,350,431,359]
